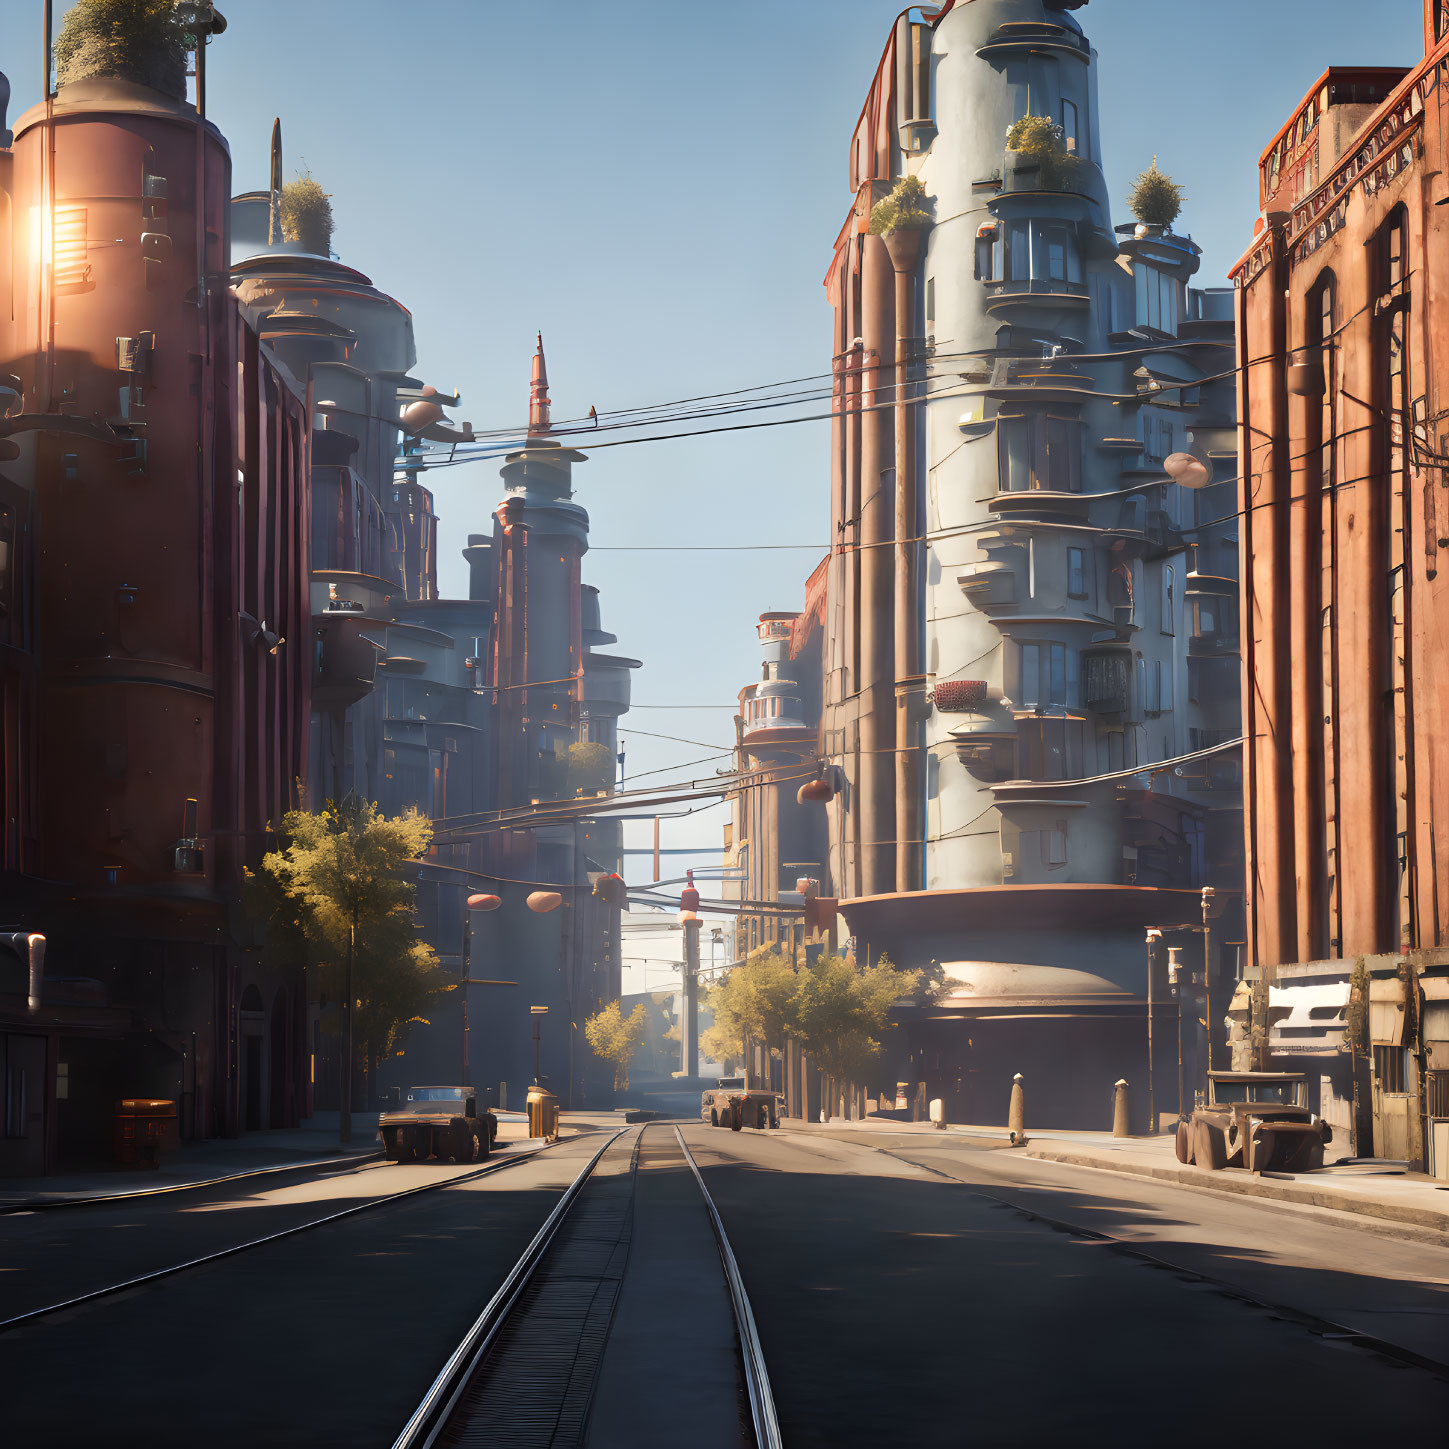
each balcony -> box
[313,614,384,709]
[956,559,1016,609]
[1188,631,1241,658]
[977,22,1089,60]
[988,489,1091,523]
[984,278,1090,313]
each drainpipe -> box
[858,232,896,898]
[884,225,924,893]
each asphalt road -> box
[0,1151,543,1322]
[0,1134,610,1449]
[7,1117,1447,1448]
[684,1123,1449,1449]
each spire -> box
[528,331,552,437]
[268,118,282,245]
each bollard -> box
[1008,1072,1025,1137]
[929,1098,946,1131]
[1113,1078,1131,1138]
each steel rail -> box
[674,1125,784,1449]
[391,1127,631,1449]
[0,1149,386,1215]
[0,1137,570,1336]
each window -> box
[1135,264,1180,334]
[1161,565,1175,635]
[1373,1044,1406,1094]
[925,276,935,325]
[1036,224,1081,284]
[975,230,998,281]
[1018,642,1077,708]
[1020,642,1041,709]
[1060,98,1079,154]
[5,1057,27,1138]
[997,415,1083,493]
[1310,274,1336,493]
[1045,822,1068,867]
[1067,546,1087,599]
[1429,1070,1449,1119]
[1019,717,1084,781]
[1005,220,1030,282]
[1044,417,1082,492]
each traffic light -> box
[592,872,627,907]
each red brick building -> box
[0,71,310,1174]
[1232,2,1449,1173]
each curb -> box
[0,1148,384,1213]
[1023,1145,1449,1235]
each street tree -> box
[584,999,649,1091]
[258,794,448,1139]
[793,950,921,1092]
[700,947,798,1084]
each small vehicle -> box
[1176,1071,1331,1174]
[379,1086,498,1164]
[701,1075,782,1132]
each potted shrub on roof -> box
[1005,115,1081,191]
[869,173,932,271]
[54,0,194,100]
[279,174,335,256]
[1127,157,1185,237]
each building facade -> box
[812,0,1243,1128]
[1232,2,1449,1174]
[725,571,829,965]
[0,67,312,1173]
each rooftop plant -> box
[1127,156,1185,229]
[54,0,193,99]
[869,173,931,236]
[279,174,335,256]
[1005,115,1081,191]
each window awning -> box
[1268,978,1348,1057]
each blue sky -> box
[0,1,1428,987]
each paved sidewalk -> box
[2,1106,543,1208]
[0,1111,385,1207]
[779,1115,1449,1235]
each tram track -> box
[0,1135,573,1336]
[394,1121,781,1449]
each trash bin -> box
[114,1099,179,1168]
[525,1085,559,1142]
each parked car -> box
[379,1086,498,1163]
[1176,1071,1331,1174]
[701,1075,781,1131]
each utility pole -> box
[1145,929,1161,1134]
[1202,886,1217,1072]
[1168,944,1185,1116]
[682,918,700,1079]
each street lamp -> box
[530,1004,549,1085]
[459,888,564,1095]
[461,893,516,1090]
[1145,928,1162,1134]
